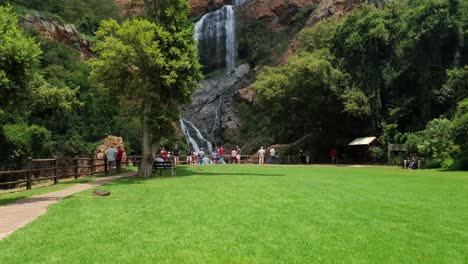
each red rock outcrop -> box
[244,0,319,31]
[114,0,144,15]
[21,12,92,60]
[190,0,229,17]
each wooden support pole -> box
[90,156,94,176]
[26,157,32,190]
[53,157,58,185]
[74,156,79,180]
[104,158,108,175]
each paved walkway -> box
[0,171,137,240]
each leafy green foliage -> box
[89,14,202,176]
[0,5,41,113]
[246,0,468,164]
[406,118,459,167]
[2,124,52,164]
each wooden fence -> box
[0,157,130,191]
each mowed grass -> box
[0,165,467,263]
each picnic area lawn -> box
[0,165,467,263]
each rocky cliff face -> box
[307,0,366,25]
[190,0,230,17]
[243,0,319,31]
[21,12,92,59]
[181,64,254,150]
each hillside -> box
[0,0,467,170]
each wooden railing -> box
[0,157,130,191]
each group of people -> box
[105,145,125,174]
[257,147,277,164]
[406,153,420,169]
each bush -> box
[425,159,443,169]
[405,118,459,161]
[441,158,454,169]
[369,146,384,162]
[388,153,405,166]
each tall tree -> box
[89,17,201,177]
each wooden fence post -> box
[74,156,79,180]
[26,157,32,190]
[53,156,58,185]
[104,158,108,175]
[90,156,94,176]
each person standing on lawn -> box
[219,146,225,164]
[186,148,192,165]
[236,146,241,164]
[258,147,265,165]
[173,145,180,164]
[268,147,276,164]
[105,146,117,174]
[116,146,124,173]
[198,148,206,165]
[330,148,337,164]
[231,148,238,164]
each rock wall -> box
[181,64,254,149]
[243,0,319,32]
[21,12,92,59]
[307,0,366,25]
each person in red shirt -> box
[330,148,337,164]
[161,148,167,161]
[116,146,124,173]
[219,146,225,164]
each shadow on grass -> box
[172,166,284,177]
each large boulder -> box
[94,136,127,160]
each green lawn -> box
[0,165,467,263]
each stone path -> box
[0,171,137,240]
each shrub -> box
[405,118,459,161]
[369,146,384,162]
[441,158,454,169]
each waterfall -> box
[181,118,213,153]
[179,119,200,153]
[194,5,238,74]
[225,6,236,73]
[181,2,245,153]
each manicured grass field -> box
[0,165,467,263]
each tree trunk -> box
[139,103,154,178]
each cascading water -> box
[194,5,238,74]
[181,2,248,153]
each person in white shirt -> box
[258,147,265,165]
[105,146,117,174]
[268,148,275,164]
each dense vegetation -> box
[0,1,198,172]
[89,0,202,177]
[0,3,138,170]
[244,0,468,168]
